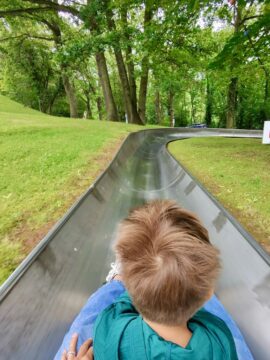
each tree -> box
[104,0,143,124]
[0,4,80,117]
[210,0,269,128]
[138,1,153,123]
[85,0,119,121]
[0,20,64,113]
[0,0,269,129]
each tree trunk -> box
[155,90,162,124]
[226,77,238,128]
[89,80,104,120]
[95,52,119,121]
[265,73,269,104]
[63,74,78,118]
[114,49,133,122]
[138,57,149,124]
[85,94,92,119]
[87,0,119,121]
[96,96,103,120]
[190,92,196,124]
[205,76,212,126]
[105,5,143,124]
[121,8,137,111]
[113,54,142,124]
[138,2,152,123]
[47,77,62,114]
[126,49,137,110]
[114,48,143,124]
[226,2,242,128]
[262,70,270,121]
[62,73,78,118]
[168,90,175,127]
[237,91,244,129]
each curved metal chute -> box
[0,128,269,360]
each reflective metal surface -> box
[0,128,269,360]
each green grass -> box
[0,95,152,284]
[169,137,270,252]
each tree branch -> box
[0,34,54,42]
[243,24,269,77]
[239,15,263,26]
[0,7,57,18]
[39,18,61,38]
[0,0,80,18]
[22,0,80,16]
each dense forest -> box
[0,0,269,129]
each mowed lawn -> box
[0,95,147,284]
[169,137,270,253]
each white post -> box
[262,121,270,144]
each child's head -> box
[115,200,220,326]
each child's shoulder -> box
[192,307,235,336]
[190,308,238,358]
[94,291,137,332]
[93,291,140,359]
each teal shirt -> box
[93,291,238,360]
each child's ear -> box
[114,274,123,281]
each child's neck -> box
[143,318,192,348]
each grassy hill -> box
[0,95,45,116]
[0,95,147,284]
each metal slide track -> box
[0,128,269,360]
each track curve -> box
[0,128,269,360]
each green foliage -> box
[0,0,269,127]
[2,39,56,110]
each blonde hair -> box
[115,200,220,325]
